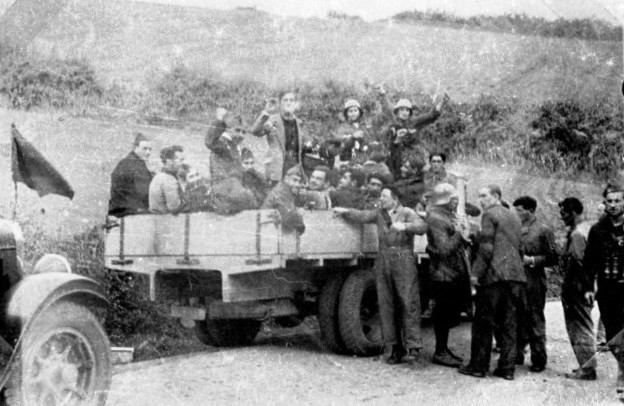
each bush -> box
[0,57,103,110]
[392,11,622,41]
[528,97,624,177]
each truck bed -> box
[105,209,428,276]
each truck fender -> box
[6,273,109,326]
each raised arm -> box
[402,207,427,235]
[205,119,228,154]
[251,99,279,137]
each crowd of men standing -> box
[106,89,624,400]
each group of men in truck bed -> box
[107,89,624,399]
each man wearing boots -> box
[459,185,525,380]
[426,183,471,368]
[334,186,427,364]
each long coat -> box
[251,113,310,182]
[108,151,153,217]
[472,204,525,286]
[426,205,469,283]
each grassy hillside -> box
[27,0,622,104]
[0,0,617,236]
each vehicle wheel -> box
[318,272,348,354]
[338,268,383,356]
[5,301,111,406]
[195,318,261,347]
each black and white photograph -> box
[0,0,623,404]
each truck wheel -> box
[338,268,383,356]
[5,301,111,406]
[318,273,348,354]
[195,318,261,347]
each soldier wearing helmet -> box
[381,94,448,180]
[327,87,389,168]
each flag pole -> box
[12,180,17,221]
[10,124,17,220]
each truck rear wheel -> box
[338,268,383,356]
[195,318,261,347]
[5,301,111,406]
[318,272,347,354]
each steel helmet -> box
[393,99,413,115]
[343,99,363,121]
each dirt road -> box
[108,302,621,406]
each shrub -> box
[0,57,102,110]
[392,11,622,41]
[528,97,624,177]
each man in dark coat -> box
[426,183,470,368]
[513,196,557,372]
[335,186,427,364]
[558,197,597,380]
[206,108,256,214]
[108,133,154,217]
[459,185,525,380]
[583,185,624,398]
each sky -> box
[133,0,624,24]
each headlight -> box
[33,254,72,274]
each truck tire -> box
[338,268,383,356]
[195,318,261,347]
[5,301,111,406]
[318,273,347,354]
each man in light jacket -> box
[251,91,312,184]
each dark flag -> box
[11,124,74,200]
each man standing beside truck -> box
[459,185,525,381]
[334,186,427,364]
[426,183,471,368]
[513,196,557,373]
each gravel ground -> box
[108,301,622,406]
